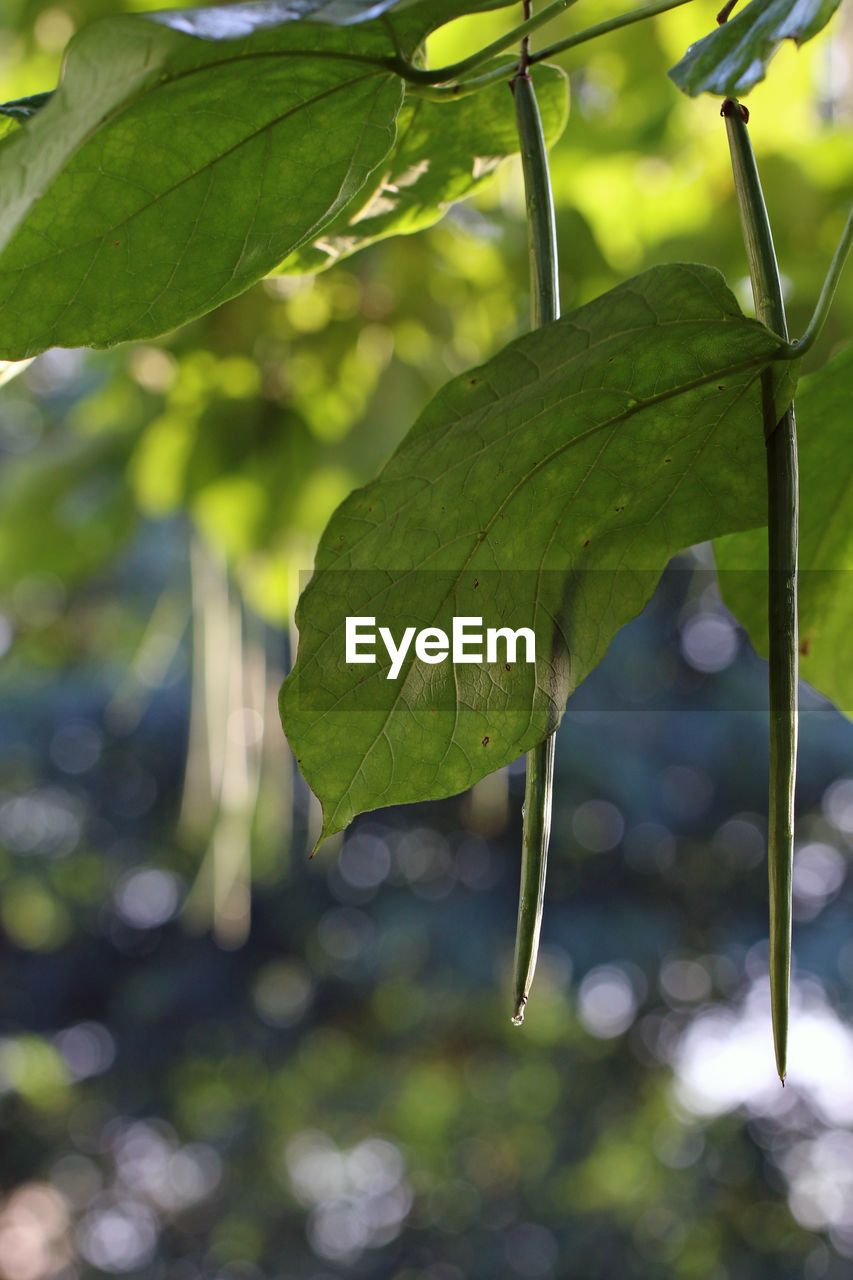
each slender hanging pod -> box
[722,99,798,1082]
[510,63,560,1025]
[514,730,555,1023]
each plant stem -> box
[395,0,692,90]
[528,0,694,67]
[786,204,853,358]
[406,60,522,101]
[393,0,582,84]
[510,62,559,1025]
[723,99,797,1084]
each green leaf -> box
[280,263,794,841]
[278,62,569,275]
[715,344,853,719]
[668,0,841,97]
[0,19,397,357]
[0,0,517,358]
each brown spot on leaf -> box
[482,736,490,747]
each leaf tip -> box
[309,821,336,860]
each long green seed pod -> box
[511,67,559,1026]
[723,99,797,1083]
[514,732,556,1024]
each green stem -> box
[723,99,797,1084]
[528,0,695,66]
[511,65,559,1026]
[406,60,521,101]
[393,0,581,85]
[395,0,692,91]
[787,204,853,358]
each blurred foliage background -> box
[2,1,853,1276]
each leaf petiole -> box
[527,0,695,68]
[716,0,739,22]
[395,0,693,92]
[392,0,581,84]
[405,60,522,101]
[784,204,853,360]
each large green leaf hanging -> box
[280,263,795,841]
[0,0,517,357]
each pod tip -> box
[511,997,527,1027]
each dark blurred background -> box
[2,1,853,1276]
